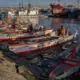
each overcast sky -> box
[0,0,79,7]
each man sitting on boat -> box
[12,21,16,29]
[58,25,68,37]
[27,23,33,32]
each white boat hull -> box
[10,34,76,56]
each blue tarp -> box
[0,13,8,19]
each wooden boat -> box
[41,40,78,59]
[8,35,58,44]
[26,44,80,80]
[50,58,80,80]
[27,58,61,80]
[7,33,77,56]
[25,53,80,80]
[20,43,79,80]
[50,47,80,80]
[0,29,53,42]
[0,39,79,80]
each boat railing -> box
[57,42,78,58]
[62,58,80,63]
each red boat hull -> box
[15,41,67,56]
[16,45,52,56]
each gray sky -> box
[0,0,79,7]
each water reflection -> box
[40,18,80,32]
[50,18,65,30]
[39,18,51,28]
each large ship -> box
[18,3,39,16]
[50,4,69,17]
[18,8,39,16]
[8,4,39,17]
[49,3,80,19]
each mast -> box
[27,0,31,15]
[19,2,21,10]
[22,0,24,8]
[36,0,38,7]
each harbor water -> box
[19,17,80,38]
[39,18,80,40]
[28,17,80,40]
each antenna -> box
[36,0,38,7]
[19,2,21,9]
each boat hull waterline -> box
[10,34,76,56]
[0,29,53,41]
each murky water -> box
[28,17,80,40]
[39,18,80,40]
[40,18,80,31]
